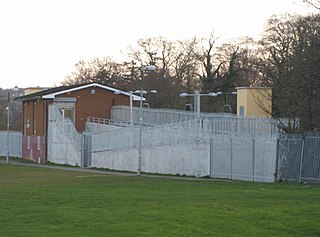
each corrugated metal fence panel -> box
[277,133,320,184]
[301,136,320,183]
[0,131,22,158]
[277,137,303,182]
[210,136,277,182]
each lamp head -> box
[179,92,189,97]
[141,65,157,71]
[134,89,148,94]
[114,90,123,95]
[208,92,218,97]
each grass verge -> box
[0,164,319,237]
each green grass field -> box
[0,163,320,237]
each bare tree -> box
[194,33,258,112]
[62,57,130,89]
[259,14,320,132]
[302,0,320,9]
[127,37,199,109]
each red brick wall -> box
[22,85,130,135]
[56,86,130,132]
[23,100,50,136]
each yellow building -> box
[236,87,272,118]
[24,87,51,95]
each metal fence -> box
[47,105,82,166]
[49,105,81,149]
[91,122,209,153]
[90,121,277,182]
[276,132,320,184]
[210,136,277,182]
[112,105,207,125]
[46,104,320,183]
[111,106,279,138]
[0,130,22,158]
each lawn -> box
[0,163,320,237]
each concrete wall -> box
[91,142,210,177]
[47,120,81,166]
[0,131,22,158]
[89,122,277,182]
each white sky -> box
[0,0,317,89]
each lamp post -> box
[136,65,156,176]
[129,91,133,125]
[6,86,19,164]
[114,65,156,175]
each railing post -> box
[252,138,256,182]
[230,137,233,180]
[209,134,213,177]
[274,138,280,182]
[298,136,305,183]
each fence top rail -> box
[279,132,320,139]
[112,105,238,118]
[0,130,22,134]
[87,117,154,128]
[112,105,279,123]
[88,118,277,140]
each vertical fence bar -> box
[209,135,213,177]
[252,138,256,182]
[81,134,85,168]
[298,137,305,183]
[230,137,233,180]
[274,138,280,182]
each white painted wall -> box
[91,142,210,177]
[0,131,22,158]
[47,121,81,166]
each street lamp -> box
[216,91,237,113]
[114,88,157,127]
[179,91,218,117]
[6,86,19,164]
[180,91,237,114]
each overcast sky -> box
[0,0,317,89]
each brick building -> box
[15,82,140,163]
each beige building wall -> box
[24,87,51,95]
[236,87,272,118]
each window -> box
[59,108,75,123]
